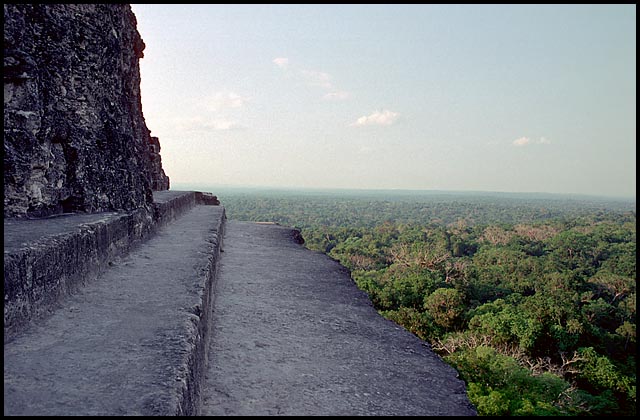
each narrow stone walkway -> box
[3,205,225,416]
[201,221,476,416]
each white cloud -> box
[205,92,250,112]
[176,116,241,132]
[273,57,289,69]
[301,69,333,90]
[513,136,531,146]
[274,60,350,101]
[513,136,551,146]
[322,91,351,101]
[206,118,241,131]
[352,110,400,127]
[180,92,251,133]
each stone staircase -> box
[4,191,225,415]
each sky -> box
[131,4,636,198]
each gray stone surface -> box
[3,4,168,218]
[3,204,225,416]
[202,221,476,416]
[3,191,201,343]
[3,208,151,343]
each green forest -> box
[217,188,636,416]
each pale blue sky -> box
[131,4,635,198]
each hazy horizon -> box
[132,4,636,199]
[170,181,636,203]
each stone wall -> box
[3,190,217,343]
[4,4,169,218]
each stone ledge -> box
[200,221,476,416]
[173,207,225,415]
[3,205,227,415]
[3,191,210,343]
[195,191,220,205]
[153,190,198,227]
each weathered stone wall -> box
[148,136,170,191]
[4,4,169,218]
[3,190,217,343]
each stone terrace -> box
[3,191,476,416]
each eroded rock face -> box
[148,136,170,191]
[4,4,169,218]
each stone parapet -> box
[4,202,226,415]
[3,191,211,343]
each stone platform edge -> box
[3,191,221,343]
[169,206,225,416]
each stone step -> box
[3,190,210,342]
[201,221,476,416]
[3,203,226,415]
